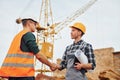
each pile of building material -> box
[86,47,120,80]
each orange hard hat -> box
[70,22,86,34]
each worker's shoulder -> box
[24,32,34,36]
[82,40,93,49]
[82,40,92,46]
[24,32,35,37]
[22,32,35,39]
[65,40,93,50]
[65,44,72,50]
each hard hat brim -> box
[69,26,85,34]
[70,26,81,30]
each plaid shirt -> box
[59,40,96,80]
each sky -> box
[0,0,120,66]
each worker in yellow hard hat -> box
[0,18,57,80]
[70,22,86,34]
[56,22,96,80]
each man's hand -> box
[49,63,58,71]
[74,63,93,70]
[74,63,83,70]
[50,63,61,71]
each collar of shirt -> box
[73,39,83,45]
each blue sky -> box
[0,0,120,66]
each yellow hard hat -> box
[70,22,86,34]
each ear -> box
[77,30,82,36]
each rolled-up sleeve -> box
[85,44,96,70]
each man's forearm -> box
[35,51,52,67]
[82,63,92,70]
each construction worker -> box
[0,18,57,80]
[56,22,96,80]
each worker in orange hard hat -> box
[0,18,57,80]
[56,22,96,80]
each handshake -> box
[49,63,61,71]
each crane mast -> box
[37,0,54,59]
[35,0,54,74]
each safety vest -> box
[0,29,35,77]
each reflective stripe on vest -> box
[6,53,34,59]
[2,63,34,68]
[2,53,34,68]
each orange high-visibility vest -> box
[0,30,35,77]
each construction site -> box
[0,0,120,80]
[0,47,120,80]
